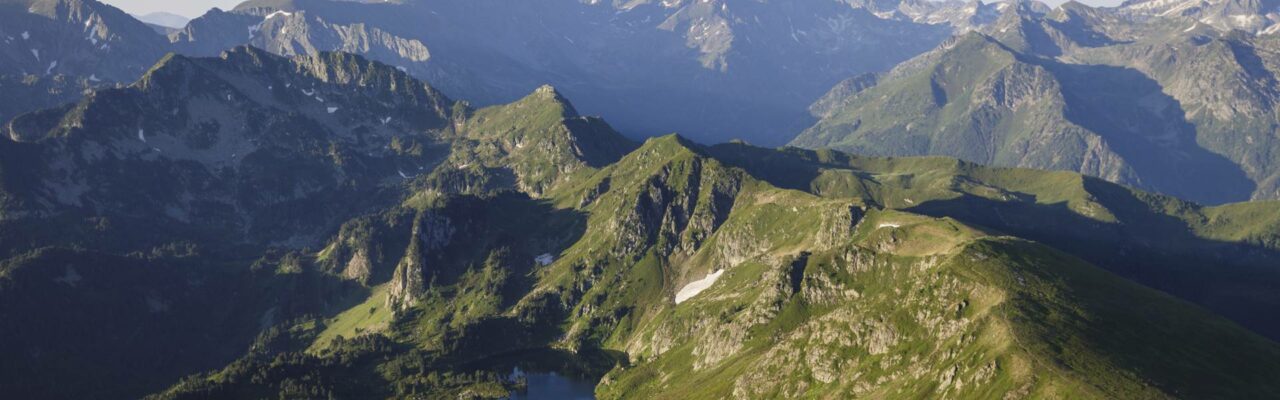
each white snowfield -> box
[675,269,725,304]
[265,11,294,20]
[534,253,555,266]
[877,222,901,229]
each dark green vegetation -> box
[2,47,1280,399]
[794,2,1280,204]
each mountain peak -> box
[635,133,704,158]
[517,84,579,118]
[136,52,198,90]
[534,83,560,96]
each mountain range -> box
[795,0,1280,204]
[2,45,1280,400]
[3,0,1280,399]
[1,0,1017,145]
[11,0,1280,203]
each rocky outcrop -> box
[386,210,454,311]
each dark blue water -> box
[506,368,596,400]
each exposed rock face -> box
[341,249,372,282]
[611,152,742,259]
[386,238,427,312]
[387,210,454,311]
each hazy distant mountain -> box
[1118,0,1280,34]
[0,0,169,82]
[134,11,190,29]
[0,0,1018,146]
[158,0,1002,145]
[0,0,170,121]
[796,0,1280,203]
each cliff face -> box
[386,210,453,311]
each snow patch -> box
[398,170,409,179]
[30,49,39,61]
[381,116,392,125]
[88,74,100,82]
[877,222,902,229]
[45,60,57,75]
[327,106,339,114]
[138,129,147,143]
[21,31,29,40]
[250,11,294,39]
[675,269,725,304]
[534,253,555,266]
[265,11,294,20]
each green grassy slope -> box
[709,142,1280,340]
[150,135,1280,400]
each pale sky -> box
[101,0,1126,19]
[102,0,244,18]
